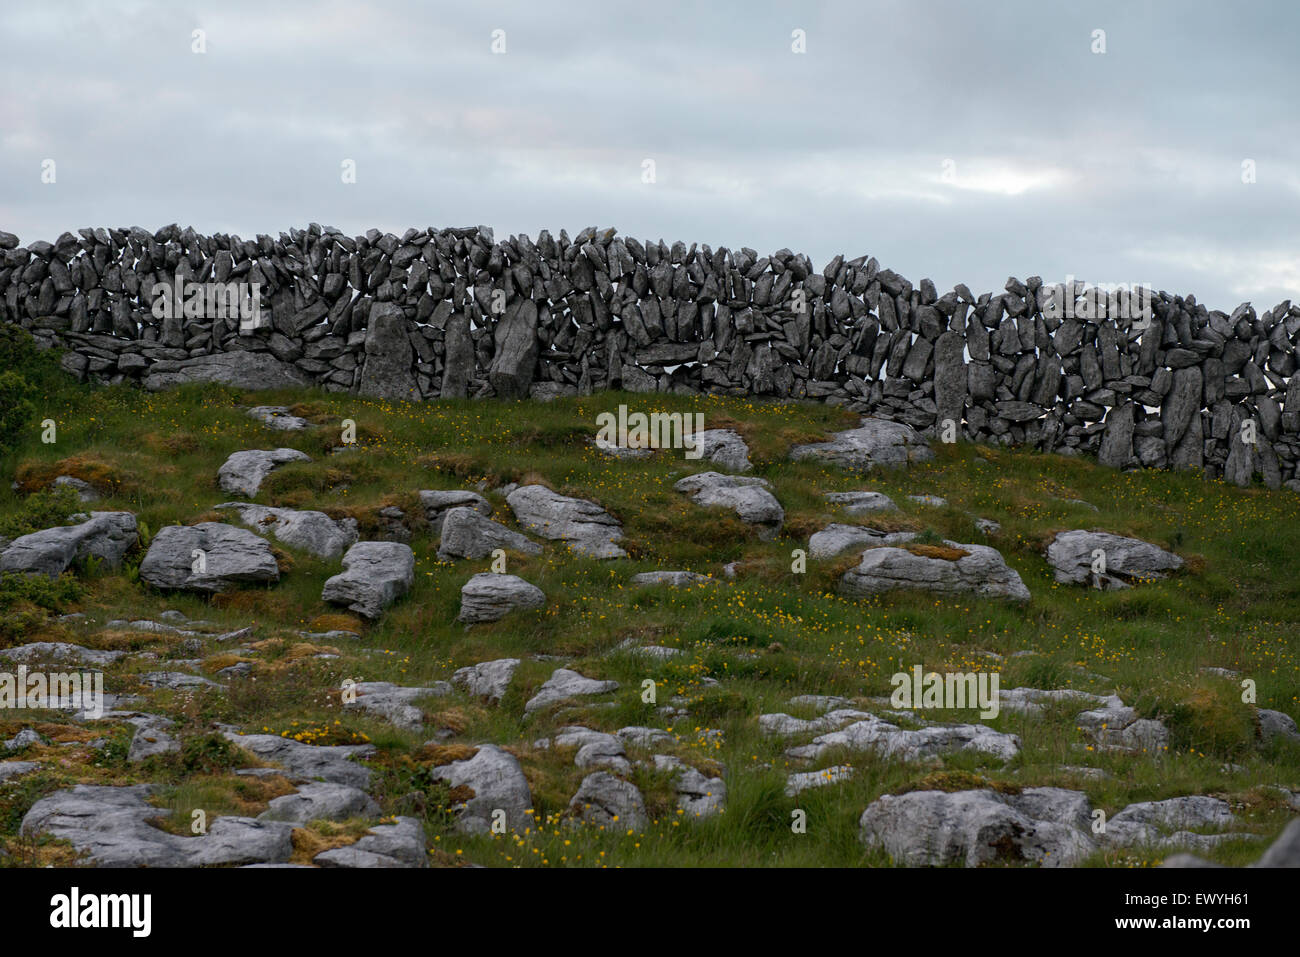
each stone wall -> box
[1,223,1297,488]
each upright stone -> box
[358,302,419,401]
[489,298,539,399]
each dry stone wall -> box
[2,223,1298,488]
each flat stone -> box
[247,406,310,431]
[785,765,855,796]
[674,472,784,539]
[346,681,451,730]
[506,485,627,558]
[808,523,915,559]
[214,503,358,559]
[221,731,375,788]
[0,642,125,666]
[788,715,1022,764]
[838,541,1030,602]
[1045,530,1184,588]
[143,352,308,392]
[629,571,714,587]
[259,782,380,823]
[824,491,899,514]
[791,418,935,470]
[524,668,619,714]
[314,816,426,867]
[217,448,311,498]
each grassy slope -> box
[1,371,1297,867]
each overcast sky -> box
[2,0,1296,312]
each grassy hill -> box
[1,340,1298,867]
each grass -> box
[0,360,1297,867]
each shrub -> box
[0,485,82,539]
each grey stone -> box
[428,743,533,833]
[221,731,375,788]
[452,658,521,703]
[524,668,619,714]
[345,681,452,730]
[419,490,491,534]
[437,507,540,561]
[314,816,426,867]
[790,418,934,470]
[838,541,1030,602]
[506,484,627,558]
[824,490,898,514]
[259,782,380,823]
[808,523,915,559]
[0,511,137,577]
[694,429,753,471]
[629,570,715,587]
[358,302,419,400]
[1045,530,1184,588]
[674,472,784,539]
[859,788,1096,867]
[247,406,310,431]
[217,448,311,498]
[214,502,358,559]
[322,541,414,619]
[143,352,308,391]
[458,572,546,624]
[568,771,649,831]
[139,522,280,592]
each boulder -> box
[1045,530,1183,588]
[217,448,311,498]
[142,352,308,391]
[673,472,784,539]
[419,490,492,535]
[524,668,619,714]
[693,429,753,471]
[790,418,934,470]
[808,524,915,559]
[838,542,1030,602]
[0,511,137,577]
[139,523,280,592]
[859,788,1096,867]
[787,714,1022,764]
[568,772,649,831]
[357,301,419,400]
[506,485,627,558]
[258,783,380,824]
[314,816,426,868]
[428,744,533,833]
[458,572,545,624]
[321,542,414,619]
[452,658,521,703]
[214,503,358,559]
[247,406,310,431]
[437,507,540,561]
